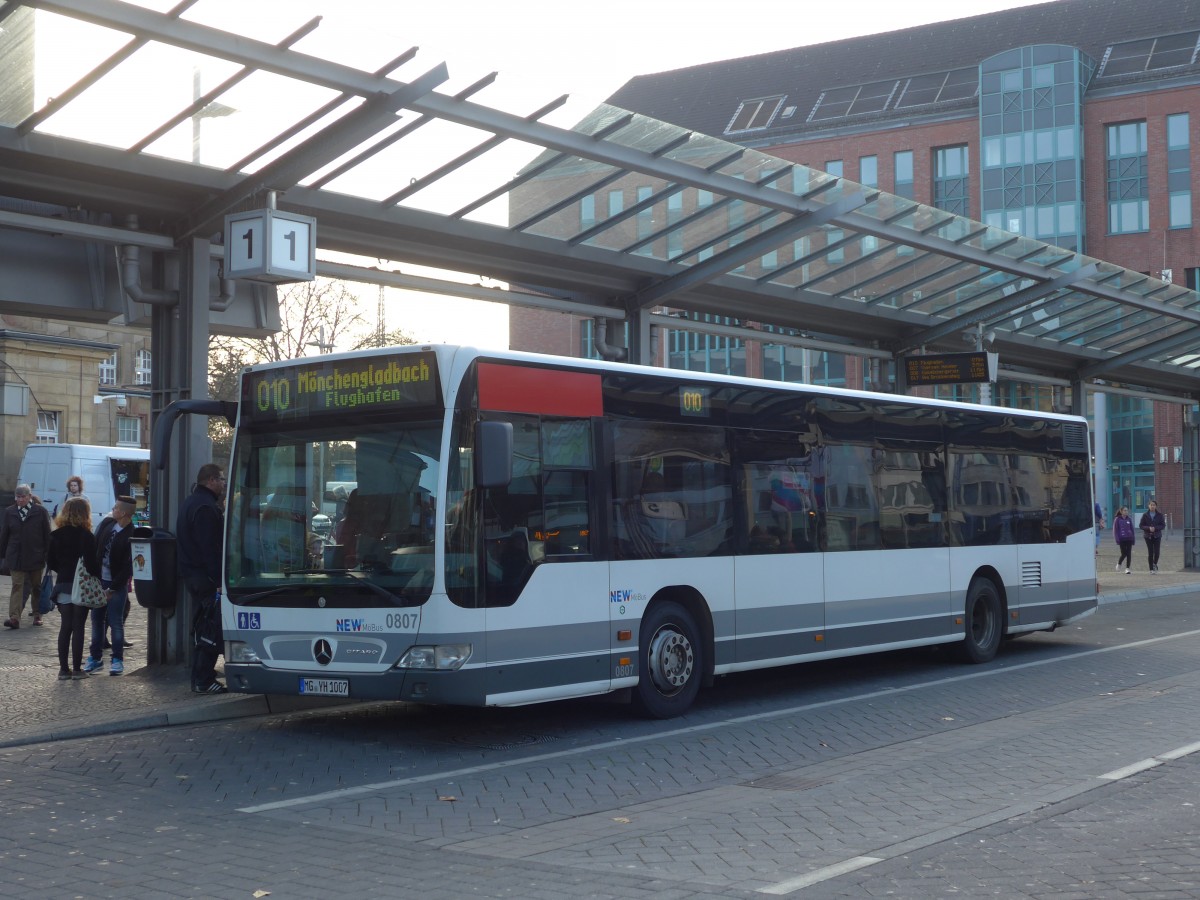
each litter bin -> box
[129,526,178,609]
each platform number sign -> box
[224,208,316,284]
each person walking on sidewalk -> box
[82,497,135,675]
[47,497,101,679]
[1139,499,1167,574]
[1,484,52,629]
[177,463,228,694]
[1113,506,1136,575]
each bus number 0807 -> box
[386,613,418,629]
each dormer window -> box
[725,96,785,133]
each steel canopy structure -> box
[0,0,1199,405]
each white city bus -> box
[219,344,1097,717]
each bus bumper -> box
[224,663,488,706]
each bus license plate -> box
[299,677,349,697]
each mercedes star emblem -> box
[313,639,333,666]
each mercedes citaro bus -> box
[176,344,1097,717]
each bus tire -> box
[958,577,1002,664]
[633,601,702,719]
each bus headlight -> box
[227,641,261,664]
[396,643,472,670]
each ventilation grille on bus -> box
[1061,423,1089,454]
[1021,560,1043,588]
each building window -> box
[667,192,683,258]
[1106,121,1149,234]
[934,145,969,217]
[1168,113,1191,229]
[825,228,844,265]
[98,352,117,386]
[894,150,914,200]
[726,96,783,133]
[117,415,141,447]
[36,411,59,444]
[635,185,654,256]
[579,195,595,231]
[859,155,878,187]
[607,190,623,218]
[696,190,714,261]
[134,349,152,385]
[825,159,843,178]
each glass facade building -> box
[979,45,1093,252]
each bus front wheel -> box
[958,577,1002,664]
[633,601,702,718]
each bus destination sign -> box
[243,352,440,423]
[904,351,998,387]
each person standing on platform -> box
[1139,499,1166,574]
[82,497,135,675]
[47,497,100,678]
[176,463,228,694]
[1,485,52,629]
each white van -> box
[17,443,150,528]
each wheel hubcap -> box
[647,626,694,694]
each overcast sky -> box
[314,0,1051,345]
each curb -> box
[1099,582,1200,605]
[0,693,359,749]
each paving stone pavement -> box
[3,568,1200,898]
[0,583,348,748]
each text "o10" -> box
[256,378,292,412]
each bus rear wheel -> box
[958,577,1002,664]
[633,601,702,718]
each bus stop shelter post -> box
[147,236,214,666]
[1185,409,1200,571]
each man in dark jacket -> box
[176,463,227,693]
[82,496,136,674]
[1,484,52,629]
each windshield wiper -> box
[231,573,409,607]
[349,573,409,606]
[231,586,295,605]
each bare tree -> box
[206,279,415,460]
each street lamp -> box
[306,326,334,356]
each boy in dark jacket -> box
[82,496,136,675]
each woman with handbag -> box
[46,497,100,679]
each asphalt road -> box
[3,589,1200,898]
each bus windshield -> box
[227,420,442,605]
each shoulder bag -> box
[37,571,55,615]
[70,557,107,608]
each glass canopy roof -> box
[1,0,1199,398]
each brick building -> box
[510,0,1197,527]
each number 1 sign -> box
[224,208,317,283]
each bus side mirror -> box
[476,420,513,488]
